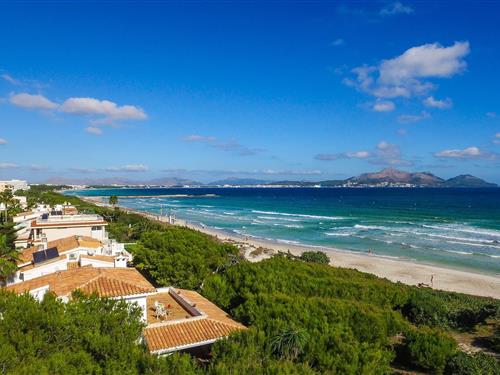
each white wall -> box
[42,227,93,242]
[22,259,68,281]
[125,296,148,322]
[80,258,114,268]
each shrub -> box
[299,251,330,265]
[445,351,500,375]
[403,327,457,374]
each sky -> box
[1,1,500,184]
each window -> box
[92,226,102,231]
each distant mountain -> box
[45,169,497,188]
[45,176,200,187]
[147,177,201,186]
[348,168,444,186]
[209,178,270,186]
[442,174,497,188]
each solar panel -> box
[32,250,47,264]
[32,247,59,264]
[45,247,59,260]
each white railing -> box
[36,214,103,224]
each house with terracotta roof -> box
[6,267,156,321]
[5,267,245,354]
[29,213,108,245]
[143,287,245,355]
[6,235,131,286]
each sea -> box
[65,187,500,275]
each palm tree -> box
[0,189,14,223]
[109,195,118,207]
[0,232,19,280]
[269,328,309,361]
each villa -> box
[6,267,245,354]
[6,235,131,286]
[28,212,108,245]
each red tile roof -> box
[6,268,155,298]
[144,318,244,353]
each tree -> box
[270,328,309,361]
[0,189,14,222]
[0,228,19,280]
[300,250,330,265]
[109,195,118,207]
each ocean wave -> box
[422,224,500,238]
[354,224,391,231]
[325,232,352,237]
[442,249,474,256]
[274,238,302,245]
[251,210,344,221]
[257,215,302,222]
[446,240,500,249]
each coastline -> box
[80,196,500,299]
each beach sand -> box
[81,196,500,299]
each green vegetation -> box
[109,195,118,207]
[299,250,330,264]
[3,186,498,373]
[0,290,201,374]
[131,228,239,289]
[402,326,457,373]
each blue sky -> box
[1,1,499,183]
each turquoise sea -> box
[66,188,500,275]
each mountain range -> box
[45,168,497,188]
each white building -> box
[7,235,131,286]
[0,180,29,192]
[29,213,108,244]
[6,268,245,353]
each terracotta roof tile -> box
[6,268,155,298]
[144,318,244,353]
[143,289,245,353]
[17,236,102,265]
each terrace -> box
[146,288,202,324]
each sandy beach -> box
[81,196,500,299]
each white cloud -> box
[423,96,453,109]
[372,141,413,165]
[60,97,147,124]
[494,133,500,145]
[69,167,97,174]
[331,38,344,46]
[181,134,217,142]
[0,163,18,169]
[85,126,103,135]
[398,111,431,123]
[105,164,149,172]
[316,141,411,165]
[315,150,370,161]
[434,146,498,160]
[345,41,470,99]
[1,74,21,85]
[380,2,414,16]
[9,93,58,110]
[373,100,395,112]
[0,138,7,145]
[487,112,497,118]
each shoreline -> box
[79,196,500,299]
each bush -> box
[445,351,500,375]
[130,228,239,289]
[403,327,457,374]
[299,251,330,264]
